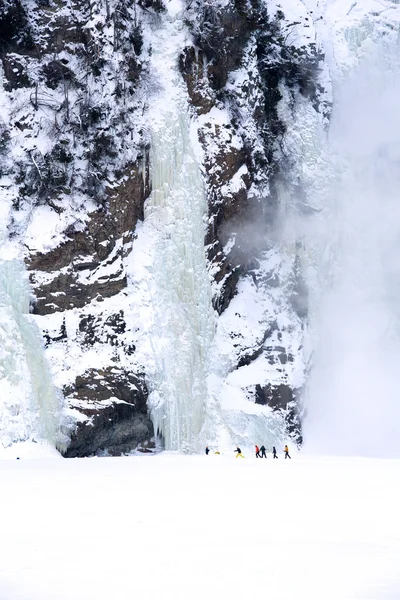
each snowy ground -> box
[1,451,399,600]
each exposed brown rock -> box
[255,383,302,444]
[28,160,149,315]
[179,46,215,115]
[197,122,255,313]
[255,383,293,410]
[31,270,127,314]
[2,55,31,90]
[47,15,88,53]
[63,367,153,457]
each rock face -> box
[0,0,330,453]
[255,384,302,445]
[0,0,156,455]
[31,157,155,455]
[181,0,327,318]
[177,0,329,441]
[28,162,148,315]
[64,368,153,457]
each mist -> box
[303,20,400,456]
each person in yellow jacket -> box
[284,445,291,459]
[235,446,245,458]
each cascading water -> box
[143,2,215,452]
[0,255,68,451]
[301,4,400,456]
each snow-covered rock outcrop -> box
[4,0,396,456]
[179,0,331,446]
[0,0,330,454]
[0,0,158,455]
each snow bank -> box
[0,454,399,599]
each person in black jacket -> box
[272,446,278,459]
[260,445,267,458]
[205,446,210,455]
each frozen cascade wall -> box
[135,1,298,453]
[0,256,67,450]
[142,2,215,452]
[301,3,400,456]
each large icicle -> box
[0,256,68,450]
[143,2,215,452]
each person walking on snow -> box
[272,446,278,459]
[260,445,267,458]
[235,446,244,458]
[284,445,291,459]
[205,446,210,455]
[255,445,260,458]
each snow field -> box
[1,453,399,600]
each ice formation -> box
[143,3,215,452]
[0,256,67,450]
[141,2,291,453]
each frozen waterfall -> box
[302,5,400,456]
[143,3,215,452]
[0,257,67,451]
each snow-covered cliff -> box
[1,0,399,456]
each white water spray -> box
[143,4,215,452]
[302,6,400,456]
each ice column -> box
[0,258,67,450]
[144,6,215,452]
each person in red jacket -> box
[255,445,260,458]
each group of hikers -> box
[254,444,291,459]
[205,444,292,459]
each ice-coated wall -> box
[0,257,67,450]
[142,2,215,452]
